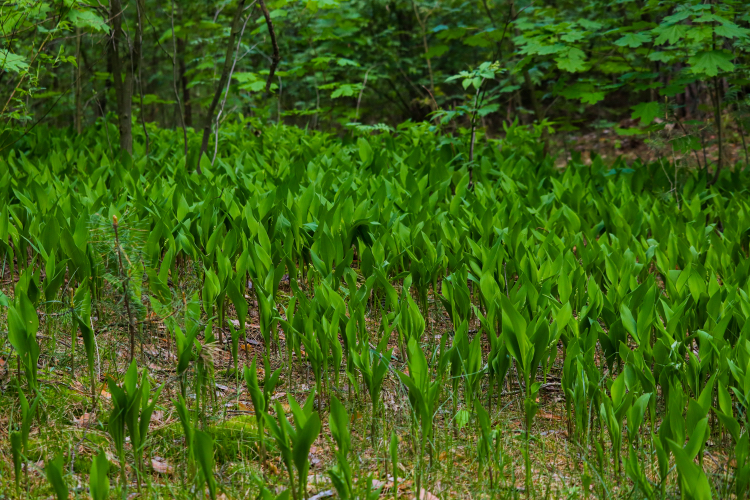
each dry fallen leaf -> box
[538,412,563,421]
[151,457,174,475]
[74,413,95,427]
[371,479,386,489]
[308,490,334,500]
[418,489,440,500]
[270,392,286,401]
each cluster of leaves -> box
[3,119,750,499]
[2,0,749,152]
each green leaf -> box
[89,450,110,500]
[620,303,639,344]
[648,51,675,63]
[555,47,586,72]
[714,22,750,39]
[194,430,216,500]
[477,103,500,117]
[631,101,661,126]
[560,83,605,104]
[689,50,734,77]
[614,32,651,48]
[331,83,362,98]
[500,294,530,372]
[68,9,110,33]
[667,439,713,500]
[329,396,351,454]
[455,408,470,430]
[11,431,22,491]
[653,24,688,45]
[244,358,266,415]
[424,44,449,59]
[358,138,373,167]
[0,52,29,74]
[336,58,359,67]
[45,455,69,500]
[292,412,321,477]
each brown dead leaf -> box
[398,479,413,490]
[74,413,95,427]
[270,392,286,401]
[538,412,563,421]
[151,457,174,475]
[371,479,388,490]
[267,462,280,475]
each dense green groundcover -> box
[2,120,750,499]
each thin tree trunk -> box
[75,27,82,134]
[178,37,192,127]
[109,0,134,154]
[171,0,189,162]
[739,121,749,172]
[258,0,281,96]
[135,0,150,154]
[410,0,434,100]
[710,76,723,185]
[198,0,248,168]
[709,7,723,185]
[522,70,542,124]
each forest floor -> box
[0,267,731,500]
[553,119,749,171]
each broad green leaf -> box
[358,138,373,167]
[620,303,639,343]
[689,50,734,77]
[614,32,651,48]
[194,430,216,500]
[44,455,69,500]
[631,101,661,126]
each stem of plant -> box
[112,216,136,362]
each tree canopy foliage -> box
[1,0,749,164]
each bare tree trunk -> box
[509,2,548,151]
[709,8,723,185]
[102,52,112,118]
[410,0,434,100]
[198,0,248,169]
[135,0,150,154]
[523,71,542,124]
[710,76,724,185]
[177,37,192,127]
[75,27,82,134]
[109,0,134,154]
[172,0,189,162]
[258,0,281,96]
